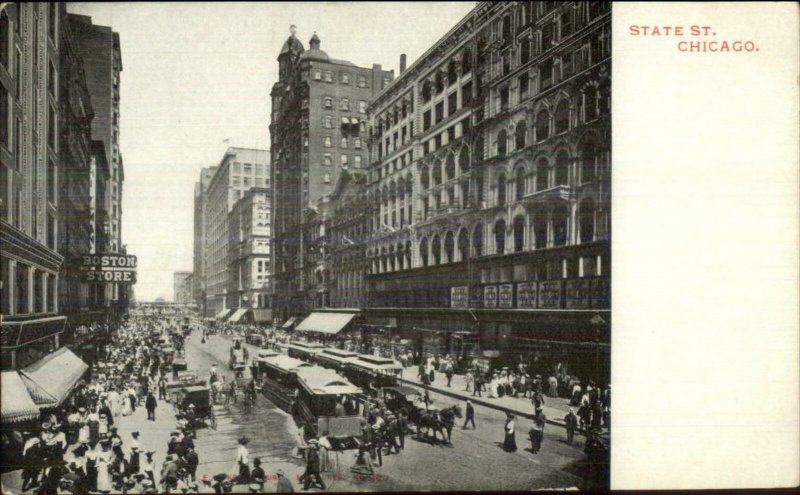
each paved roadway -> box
[196,330,606,491]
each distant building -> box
[270,29,393,319]
[173,271,193,305]
[203,147,269,317]
[226,187,272,324]
[192,166,217,313]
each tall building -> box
[67,13,126,307]
[57,3,95,317]
[192,166,217,313]
[227,187,272,323]
[203,147,269,317]
[270,29,394,320]
[1,3,91,430]
[173,271,192,305]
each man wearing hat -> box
[300,439,326,491]
[142,451,157,486]
[462,400,476,430]
[161,454,180,493]
[129,432,142,473]
[146,389,158,421]
[236,436,251,484]
[185,444,199,483]
[564,407,579,445]
[530,407,546,454]
[275,469,294,493]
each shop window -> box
[495,220,507,255]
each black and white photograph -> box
[45,1,800,493]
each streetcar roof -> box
[261,355,312,372]
[350,355,403,372]
[295,366,361,395]
[256,349,280,360]
[287,342,325,354]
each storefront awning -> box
[1,372,41,423]
[228,308,249,323]
[215,309,232,320]
[20,347,88,406]
[296,312,356,335]
[1,316,67,348]
[253,309,272,323]
[281,317,298,329]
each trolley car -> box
[286,341,325,363]
[293,365,362,435]
[344,354,404,392]
[256,355,313,411]
[315,348,359,373]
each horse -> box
[416,405,462,444]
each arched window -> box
[515,120,527,150]
[535,109,550,142]
[458,146,470,173]
[497,174,507,206]
[382,185,389,205]
[462,48,472,74]
[579,200,595,243]
[502,14,512,41]
[447,59,458,85]
[432,235,442,265]
[553,206,569,246]
[457,228,469,260]
[397,178,406,201]
[580,140,597,184]
[406,173,414,194]
[432,160,442,185]
[406,241,412,267]
[514,165,526,200]
[388,245,395,271]
[555,151,570,186]
[513,215,525,252]
[389,181,397,203]
[445,153,456,181]
[495,220,507,255]
[534,210,548,249]
[472,223,484,257]
[420,164,430,190]
[419,238,429,267]
[497,129,507,156]
[555,100,570,134]
[444,231,455,263]
[397,243,404,270]
[435,71,444,94]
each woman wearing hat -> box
[236,436,250,484]
[142,450,157,486]
[503,413,517,452]
[96,440,114,493]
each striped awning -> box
[253,309,272,323]
[296,312,356,335]
[1,371,41,423]
[215,308,232,320]
[21,347,88,406]
[228,308,249,323]
[281,317,298,329]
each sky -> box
[66,2,477,302]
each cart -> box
[382,386,424,424]
[170,385,216,430]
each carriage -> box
[171,357,188,371]
[229,338,249,371]
[246,332,265,347]
[381,386,423,423]
[170,385,217,430]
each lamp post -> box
[590,313,606,384]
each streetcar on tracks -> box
[315,348,359,373]
[342,354,404,394]
[293,365,362,435]
[286,341,325,362]
[254,354,313,411]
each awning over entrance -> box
[21,347,88,406]
[281,317,298,329]
[228,308,249,323]
[215,309,232,320]
[1,371,41,423]
[0,316,67,348]
[253,309,272,323]
[296,312,356,335]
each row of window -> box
[312,69,392,90]
[323,135,363,149]
[322,153,364,168]
[322,115,368,131]
[321,96,368,114]
[0,258,58,316]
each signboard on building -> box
[450,286,469,308]
[77,254,138,284]
[483,285,498,308]
[538,281,563,309]
[565,279,591,309]
[470,286,483,308]
[516,282,537,308]
[498,284,514,308]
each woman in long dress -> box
[77,409,91,444]
[120,392,132,417]
[96,443,113,493]
[503,414,517,452]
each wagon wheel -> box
[209,407,217,430]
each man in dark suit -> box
[146,391,158,421]
[396,410,408,450]
[462,400,476,429]
[564,408,579,445]
[300,440,326,491]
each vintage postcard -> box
[0,2,796,493]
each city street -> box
[200,331,599,491]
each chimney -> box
[400,54,407,73]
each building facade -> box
[1,3,66,369]
[191,166,217,313]
[173,271,192,305]
[203,147,269,317]
[67,13,127,308]
[227,187,272,313]
[270,29,394,320]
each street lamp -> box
[590,313,606,384]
